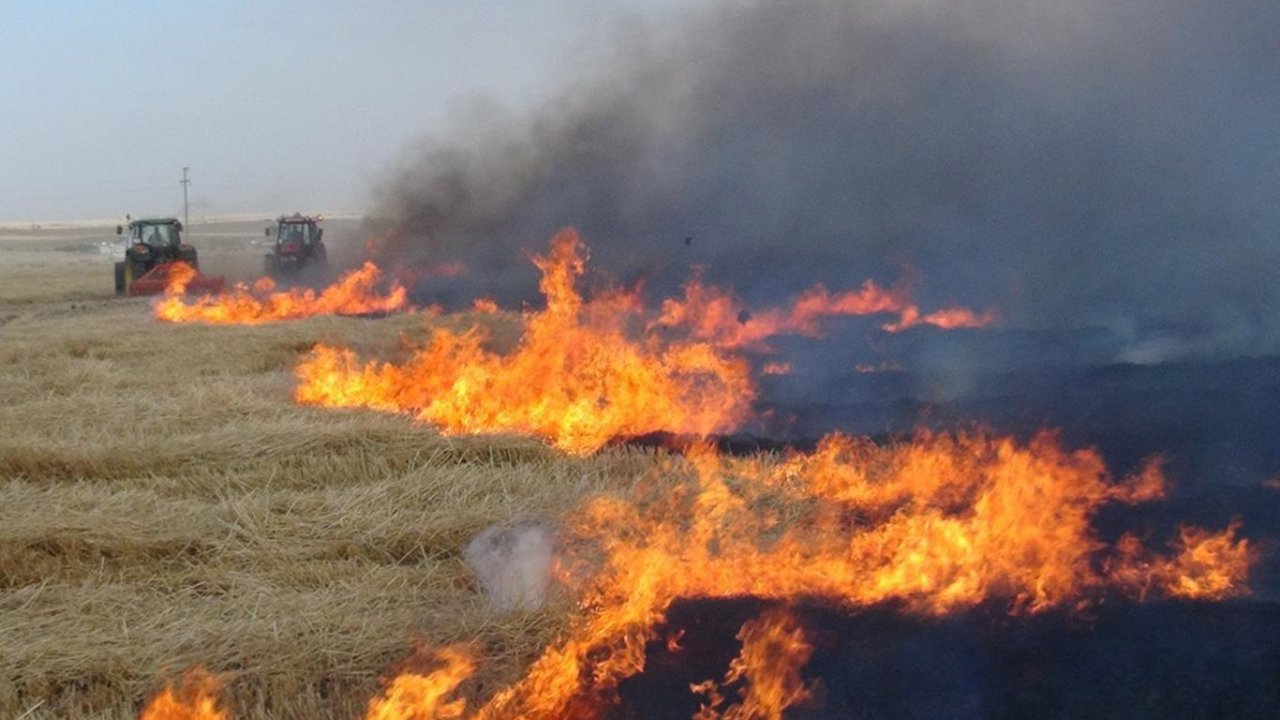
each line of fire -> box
[134,225,1269,720]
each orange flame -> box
[1110,520,1254,602]
[364,647,475,720]
[139,669,227,720]
[143,230,1257,719]
[294,229,754,454]
[761,361,792,376]
[154,261,408,324]
[145,431,1255,719]
[472,297,499,314]
[377,432,1249,720]
[651,277,994,351]
[691,607,814,720]
[161,260,200,294]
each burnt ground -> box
[612,340,1280,718]
[627,341,1280,600]
[757,332,1280,488]
[756,336,1280,596]
[617,596,1280,720]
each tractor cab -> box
[120,218,185,254]
[264,213,327,275]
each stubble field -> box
[4,219,1274,720]
[0,220,659,719]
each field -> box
[2,219,1275,720]
[0,219,661,719]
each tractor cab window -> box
[278,223,314,245]
[133,224,180,248]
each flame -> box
[139,669,227,720]
[691,607,814,720]
[364,647,475,720]
[472,297,499,314]
[143,431,1255,719]
[372,432,1249,720]
[1110,520,1254,602]
[154,261,408,324]
[143,229,1258,719]
[294,229,754,454]
[651,277,995,351]
[761,361,792,376]
[1163,522,1254,599]
[855,361,903,374]
[161,260,200,294]
[880,305,997,332]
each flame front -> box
[138,430,1254,720]
[139,232,1259,719]
[294,229,755,454]
[138,670,227,720]
[154,261,408,324]
[651,276,995,351]
[388,432,1249,720]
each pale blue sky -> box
[0,1,682,220]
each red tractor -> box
[113,218,225,296]
[264,213,327,277]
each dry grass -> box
[0,230,666,719]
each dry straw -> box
[0,237,665,719]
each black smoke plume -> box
[367,0,1280,360]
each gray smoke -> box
[369,0,1280,360]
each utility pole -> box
[180,167,191,229]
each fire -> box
[855,361,903,374]
[294,229,754,454]
[1110,521,1254,602]
[138,229,1259,719]
[367,432,1251,720]
[471,297,499,314]
[364,647,475,720]
[1163,523,1254,599]
[154,261,408,324]
[651,276,995,351]
[138,669,227,720]
[691,607,814,720]
[138,431,1255,719]
[761,361,792,376]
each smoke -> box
[369,0,1280,360]
[464,522,557,613]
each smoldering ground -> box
[366,0,1280,361]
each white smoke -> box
[463,521,558,613]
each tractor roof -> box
[130,218,181,226]
[278,213,320,224]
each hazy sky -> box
[0,0,681,220]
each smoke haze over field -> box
[370,0,1280,360]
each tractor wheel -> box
[114,262,126,295]
[124,260,139,291]
[126,259,149,290]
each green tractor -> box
[113,218,225,296]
